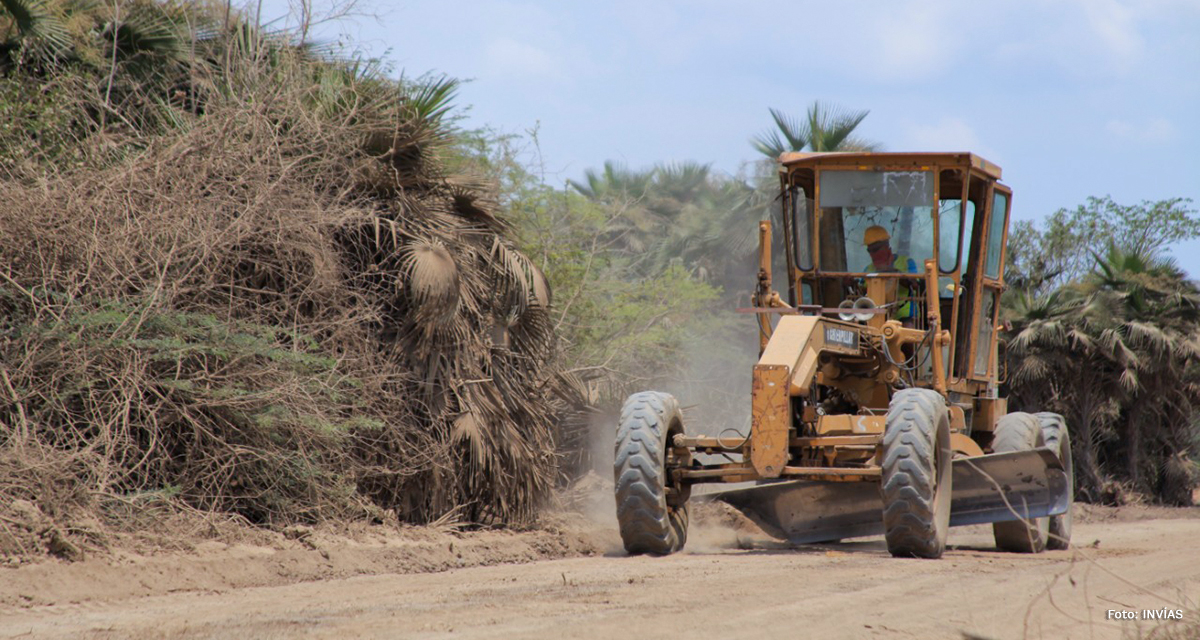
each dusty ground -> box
[0,500,1197,640]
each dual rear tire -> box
[879,393,1075,558]
[1036,412,1073,550]
[991,411,1074,552]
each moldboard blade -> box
[710,480,885,544]
[949,448,1070,526]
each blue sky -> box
[266,0,1200,274]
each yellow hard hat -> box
[863,225,890,246]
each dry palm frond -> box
[400,238,461,326]
[1011,355,1055,387]
[1175,335,1200,361]
[0,6,587,553]
[490,238,533,318]
[527,260,551,308]
[1118,368,1139,393]
[1011,319,1067,351]
[1066,328,1096,351]
[1124,320,1171,357]
[446,175,506,232]
[452,409,488,469]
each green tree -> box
[1006,196,1200,296]
[751,100,879,158]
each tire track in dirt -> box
[1,507,1198,639]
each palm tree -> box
[569,161,761,287]
[1084,245,1200,503]
[649,163,758,287]
[567,160,654,201]
[751,101,879,158]
[1006,243,1200,505]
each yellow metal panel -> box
[973,397,1007,432]
[758,316,820,367]
[815,414,885,435]
[793,348,820,396]
[751,365,791,477]
[951,432,985,458]
[949,405,967,432]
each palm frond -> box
[751,107,810,158]
[807,101,871,152]
[1124,320,1171,356]
[750,129,787,159]
[809,101,870,151]
[405,74,459,127]
[1,0,73,58]
[107,4,189,65]
[400,238,461,325]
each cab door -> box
[969,185,1012,382]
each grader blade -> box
[712,480,886,544]
[711,448,1070,544]
[948,448,1070,526]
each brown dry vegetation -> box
[0,2,591,562]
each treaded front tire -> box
[992,412,1050,553]
[614,391,689,555]
[1035,412,1073,550]
[882,388,952,559]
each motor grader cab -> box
[613,152,1073,558]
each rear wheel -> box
[1035,412,1073,550]
[614,391,690,555]
[992,412,1050,553]
[882,389,952,559]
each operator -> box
[862,225,918,323]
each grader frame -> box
[613,152,1073,558]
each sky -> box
[264,0,1200,274]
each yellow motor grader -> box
[614,152,1073,558]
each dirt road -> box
[1,505,1198,640]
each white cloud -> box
[866,3,965,80]
[990,0,1150,78]
[1105,117,1176,143]
[902,117,984,152]
[1079,0,1144,65]
[482,38,562,82]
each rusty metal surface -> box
[790,435,879,447]
[750,365,791,478]
[710,448,1068,543]
[950,432,985,458]
[814,414,884,435]
[778,151,1002,180]
[973,397,1007,433]
[712,479,886,543]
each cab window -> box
[984,192,1008,279]
[938,199,975,273]
[818,170,934,273]
[791,186,813,270]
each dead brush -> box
[0,9,592,560]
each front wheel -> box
[881,388,952,559]
[614,391,690,555]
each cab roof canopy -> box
[778,151,1002,180]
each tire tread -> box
[882,388,951,559]
[614,391,688,555]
